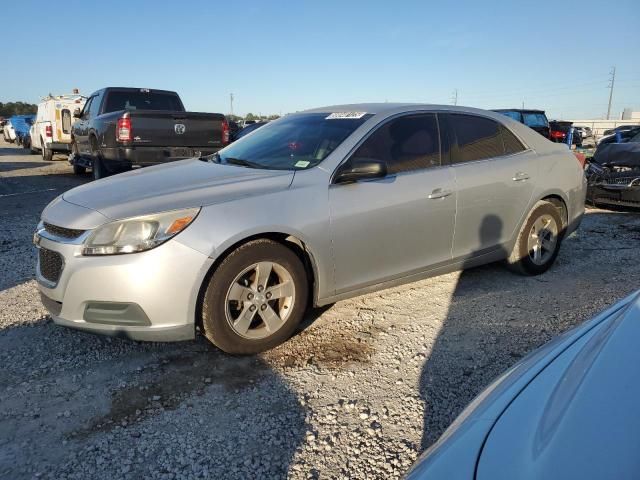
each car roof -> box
[493,108,546,114]
[302,103,515,118]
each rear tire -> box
[506,201,564,275]
[90,137,107,180]
[201,239,309,354]
[41,139,53,161]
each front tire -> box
[506,201,563,275]
[201,239,309,354]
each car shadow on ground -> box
[417,209,640,451]
[0,161,53,172]
[0,316,308,479]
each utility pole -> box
[522,100,525,109]
[606,66,616,120]
[451,89,458,106]
[229,93,234,117]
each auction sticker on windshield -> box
[326,112,367,119]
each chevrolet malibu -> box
[34,104,586,354]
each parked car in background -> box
[227,119,241,139]
[2,119,16,142]
[596,125,640,147]
[231,120,268,142]
[549,120,582,146]
[35,104,586,354]
[70,87,229,179]
[31,93,86,161]
[241,119,257,128]
[603,124,639,137]
[492,109,550,138]
[586,129,640,209]
[573,126,592,140]
[407,290,640,480]
[11,114,35,146]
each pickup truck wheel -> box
[90,138,108,180]
[41,139,53,161]
[201,239,309,354]
[506,201,563,275]
[70,141,86,174]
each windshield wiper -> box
[199,153,220,163]
[224,157,265,169]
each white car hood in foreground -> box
[45,159,294,229]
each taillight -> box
[573,152,586,167]
[222,119,230,145]
[550,130,565,139]
[45,125,53,138]
[117,116,132,142]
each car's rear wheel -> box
[41,138,53,161]
[201,239,308,354]
[507,201,563,275]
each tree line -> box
[0,102,38,117]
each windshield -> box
[215,112,372,170]
[104,91,183,113]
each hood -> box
[477,292,640,479]
[60,159,294,225]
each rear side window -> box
[522,112,548,128]
[104,91,183,113]
[449,114,503,163]
[352,113,440,174]
[498,111,522,122]
[501,126,526,155]
[61,109,72,133]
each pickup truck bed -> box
[70,87,228,179]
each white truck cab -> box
[32,92,86,160]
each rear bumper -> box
[46,141,71,152]
[101,146,220,167]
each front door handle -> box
[428,188,453,199]
[513,172,530,181]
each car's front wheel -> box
[507,200,563,275]
[201,239,309,354]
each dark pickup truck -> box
[70,87,229,179]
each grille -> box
[43,222,85,239]
[39,248,64,284]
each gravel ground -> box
[1,138,639,479]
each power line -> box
[607,66,616,120]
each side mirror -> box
[334,157,387,184]
[73,108,82,118]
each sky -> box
[1,0,638,120]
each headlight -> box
[82,207,200,255]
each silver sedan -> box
[35,104,586,353]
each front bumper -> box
[35,226,213,342]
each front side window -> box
[449,114,503,163]
[216,112,371,170]
[350,113,440,175]
[81,97,93,119]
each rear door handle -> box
[428,188,453,199]
[513,172,530,181]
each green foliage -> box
[0,101,38,117]
[245,112,256,121]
